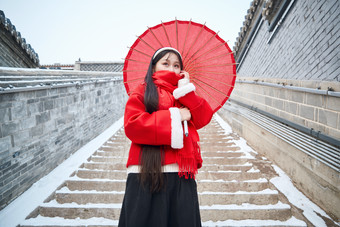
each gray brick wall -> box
[0,69,127,209]
[0,31,38,68]
[228,0,340,140]
[237,0,339,81]
[229,78,340,140]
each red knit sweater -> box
[124,71,213,177]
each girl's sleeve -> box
[173,79,213,130]
[124,93,184,149]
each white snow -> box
[246,167,260,173]
[202,216,307,226]
[56,187,125,194]
[41,200,122,208]
[199,189,278,195]
[198,178,268,183]
[270,164,337,227]
[0,117,124,227]
[214,113,233,134]
[67,175,126,182]
[20,215,118,226]
[200,201,290,210]
[205,170,242,173]
[214,113,258,158]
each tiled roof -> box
[77,62,124,72]
[233,0,261,56]
[0,10,39,65]
[233,0,284,58]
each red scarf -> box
[152,70,201,179]
[152,70,182,93]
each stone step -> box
[105,138,128,143]
[55,189,125,204]
[82,163,126,171]
[97,148,129,154]
[54,187,278,206]
[197,179,269,192]
[200,202,292,222]
[200,138,233,142]
[202,151,244,158]
[200,163,253,172]
[198,189,279,205]
[37,201,121,219]
[201,217,307,227]
[107,136,130,142]
[203,157,253,165]
[98,144,129,149]
[95,151,129,157]
[200,138,233,144]
[76,170,127,180]
[65,178,267,193]
[202,146,241,152]
[66,179,126,192]
[89,157,127,163]
[197,171,262,181]
[198,131,230,137]
[201,142,236,146]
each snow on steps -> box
[19,116,308,227]
[21,216,307,227]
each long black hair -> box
[140,49,183,193]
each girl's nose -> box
[169,66,175,72]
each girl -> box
[119,47,213,227]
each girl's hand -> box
[179,107,191,121]
[179,71,190,80]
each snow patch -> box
[199,189,278,195]
[200,201,290,210]
[270,165,336,227]
[214,114,257,158]
[202,216,307,226]
[41,200,122,208]
[20,215,118,226]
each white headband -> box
[153,47,182,60]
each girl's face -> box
[154,53,181,74]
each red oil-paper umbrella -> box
[123,19,236,113]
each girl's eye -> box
[163,62,168,66]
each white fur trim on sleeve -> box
[178,78,189,87]
[173,83,196,99]
[169,107,183,149]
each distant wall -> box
[0,68,127,209]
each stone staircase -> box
[20,117,309,226]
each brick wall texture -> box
[237,0,339,81]
[231,0,340,140]
[0,70,127,209]
[0,29,38,68]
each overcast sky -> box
[1,0,251,65]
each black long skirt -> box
[118,173,202,227]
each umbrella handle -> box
[184,120,189,137]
